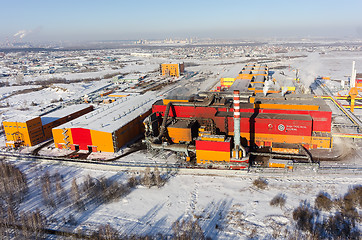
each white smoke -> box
[14,30,30,39]
[295,52,322,88]
[263,79,274,96]
[281,86,288,96]
[13,27,42,39]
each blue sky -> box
[1,0,362,41]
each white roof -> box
[4,114,39,123]
[163,62,183,65]
[221,64,243,79]
[41,104,91,125]
[55,92,159,133]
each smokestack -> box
[351,61,356,88]
[233,90,241,158]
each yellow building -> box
[160,62,184,77]
[3,104,93,148]
[220,78,236,87]
[3,116,44,148]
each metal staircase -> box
[62,128,70,149]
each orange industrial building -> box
[3,104,93,148]
[160,62,184,77]
[52,92,157,153]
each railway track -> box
[0,151,181,169]
[1,151,362,176]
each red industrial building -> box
[145,60,334,170]
[145,92,332,166]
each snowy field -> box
[8,158,361,239]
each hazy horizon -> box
[2,0,362,43]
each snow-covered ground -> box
[9,158,361,239]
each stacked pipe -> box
[233,90,241,158]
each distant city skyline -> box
[1,0,362,42]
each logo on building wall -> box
[268,124,273,129]
[278,124,285,131]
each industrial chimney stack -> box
[351,61,356,88]
[233,90,241,158]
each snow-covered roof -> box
[220,64,243,78]
[55,92,159,133]
[228,80,250,92]
[162,62,183,65]
[41,104,92,125]
[4,114,39,123]
[253,75,265,82]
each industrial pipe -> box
[249,152,310,161]
[154,94,216,142]
[156,101,173,142]
[198,91,252,99]
[149,142,196,156]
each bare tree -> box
[142,167,152,188]
[71,178,83,210]
[127,174,138,189]
[55,172,67,204]
[154,167,163,188]
[95,223,119,240]
[19,209,46,239]
[41,171,54,207]
[172,218,205,240]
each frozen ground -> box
[9,158,362,239]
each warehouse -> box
[53,92,158,153]
[3,104,93,148]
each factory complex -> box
[3,61,350,169]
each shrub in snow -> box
[80,175,132,205]
[92,223,119,240]
[292,188,361,240]
[270,193,286,208]
[315,192,333,211]
[127,174,139,189]
[252,177,268,190]
[343,185,362,210]
[292,201,319,234]
[172,218,205,240]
